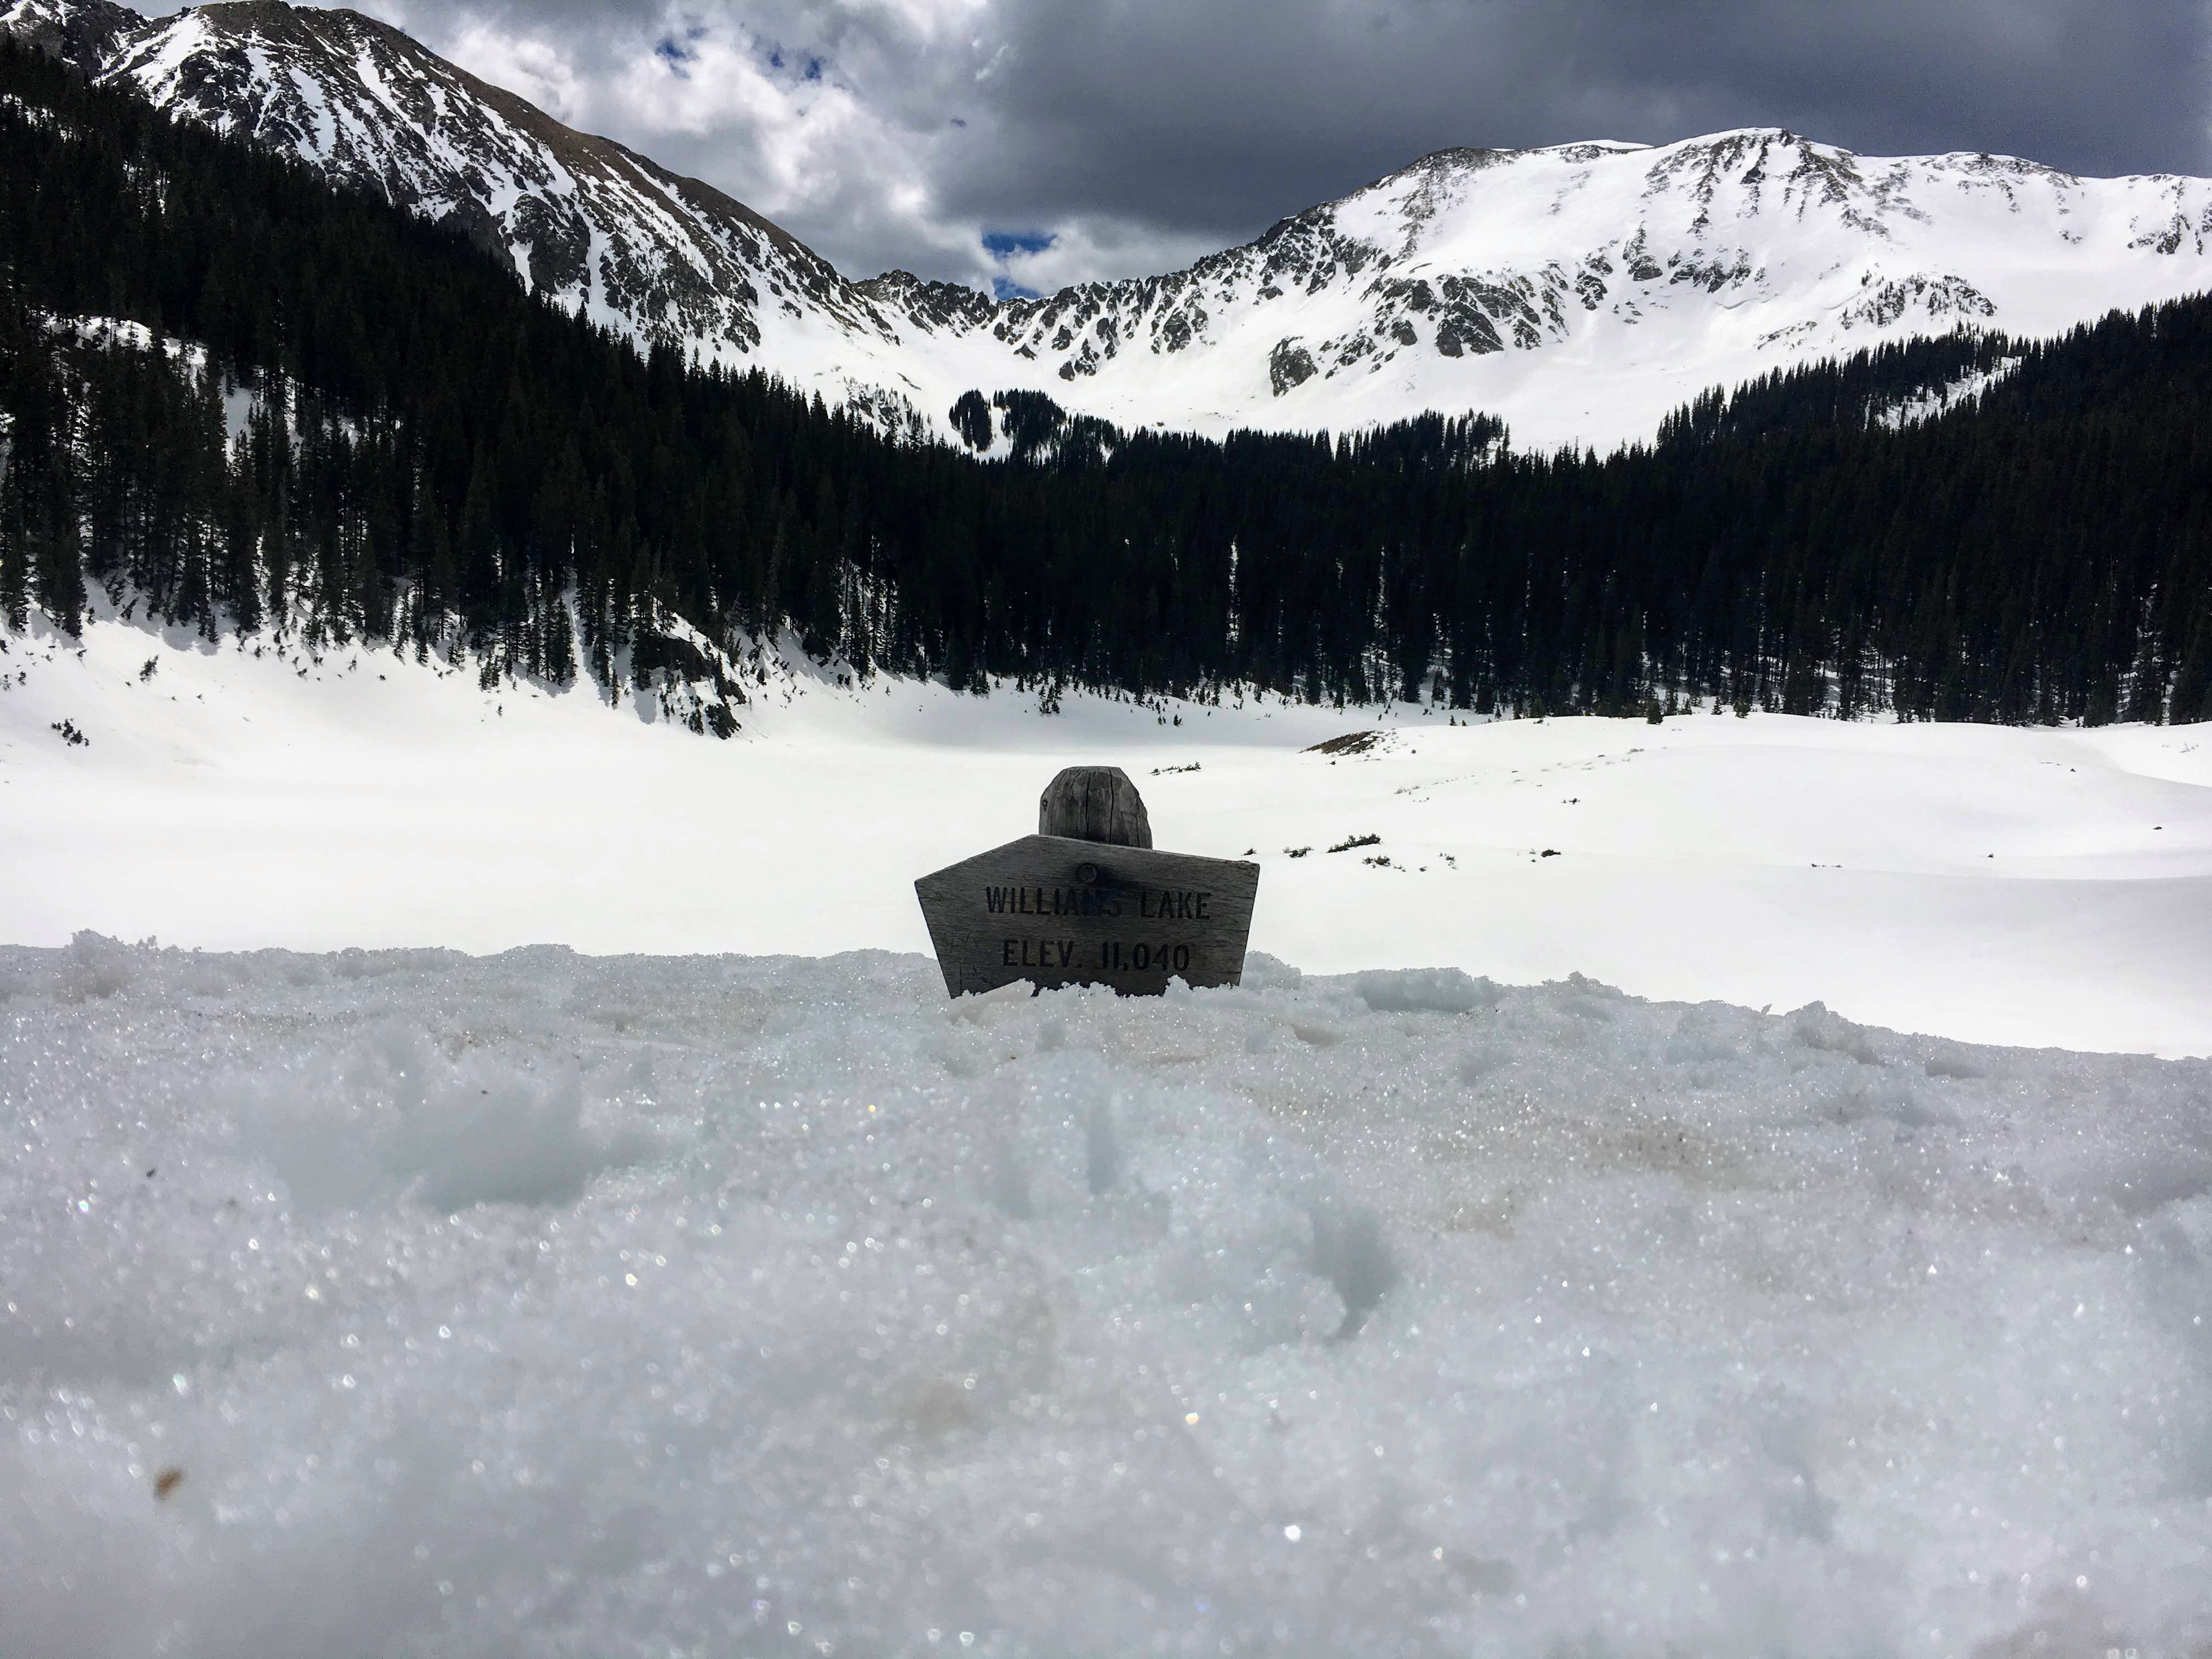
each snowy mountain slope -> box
[4,601,2210,1057]
[3,0,916,382]
[11,0,2212,450]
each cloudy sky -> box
[342,0,2208,296]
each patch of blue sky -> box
[992,275,1041,301]
[762,47,825,81]
[983,230,1056,259]
[654,26,706,76]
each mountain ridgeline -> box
[2,39,2210,727]
[17,0,2212,456]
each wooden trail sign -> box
[915,767,1260,997]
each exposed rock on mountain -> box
[11,0,2212,450]
[0,0,128,72]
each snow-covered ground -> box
[3,605,2209,1057]
[4,938,2211,1656]
[5,610,2212,1652]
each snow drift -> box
[4,940,2210,1656]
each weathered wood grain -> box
[915,834,1260,997]
[1038,766,1153,848]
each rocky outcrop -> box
[1268,339,1317,395]
[0,0,135,74]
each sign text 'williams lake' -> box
[915,834,1260,997]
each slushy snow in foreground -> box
[4,939,2210,1656]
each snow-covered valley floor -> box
[3,606,2209,1057]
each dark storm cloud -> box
[944,0,2208,234]
[367,0,2210,284]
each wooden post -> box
[1038,766,1153,847]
